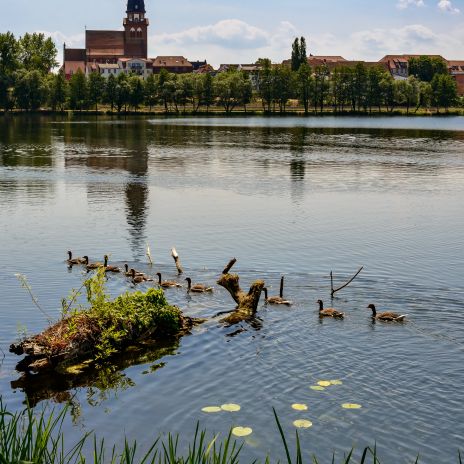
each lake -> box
[0,115,463,463]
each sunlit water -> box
[0,115,463,463]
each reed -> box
[0,400,461,464]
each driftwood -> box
[217,261,265,325]
[330,267,364,298]
[171,248,184,275]
[222,258,237,275]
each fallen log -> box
[171,248,184,275]
[10,285,201,374]
[217,272,265,325]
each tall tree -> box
[258,59,273,112]
[291,38,301,72]
[105,73,117,112]
[144,73,157,111]
[129,75,145,111]
[409,56,448,82]
[201,73,214,112]
[431,73,457,112]
[18,33,58,74]
[48,70,67,111]
[299,37,307,68]
[13,70,47,110]
[296,63,313,114]
[88,71,105,111]
[115,73,131,112]
[0,32,19,110]
[69,69,88,111]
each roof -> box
[86,30,125,56]
[152,56,193,67]
[127,0,145,13]
[97,63,120,69]
[64,48,86,62]
[309,56,347,62]
[379,54,446,62]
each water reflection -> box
[11,339,179,408]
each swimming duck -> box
[317,300,345,318]
[103,255,120,273]
[368,304,407,322]
[263,288,292,306]
[124,264,146,278]
[156,273,182,288]
[83,256,103,271]
[131,268,147,285]
[185,277,213,293]
[67,251,86,266]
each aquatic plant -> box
[0,400,461,464]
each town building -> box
[151,56,193,74]
[63,0,150,79]
[448,61,464,95]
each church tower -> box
[124,0,149,59]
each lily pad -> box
[342,403,362,409]
[317,381,332,387]
[330,380,343,385]
[292,404,308,411]
[201,406,222,413]
[221,404,241,412]
[232,427,253,437]
[310,386,325,391]
[293,419,313,428]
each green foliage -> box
[18,32,58,75]
[13,70,48,110]
[88,71,105,111]
[431,73,458,112]
[409,56,448,83]
[69,69,88,111]
[129,74,145,111]
[48,71,68,111]
[291,37,308,72]
[0,32,19,75]
[105,73,117,111]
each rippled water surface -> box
[0,115,463,463]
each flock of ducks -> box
[67,251,407,322]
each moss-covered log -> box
[217,273,265,325]
[10,285,200,374]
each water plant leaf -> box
[342,404,362,409]
[201,406,222,413]
[310,386,325,391]
[330,380,343,385]
[221,404,241,412]
[293,419,313,428]
[292,404,308,411]
[232,427,253,437]
[317,381,332,387]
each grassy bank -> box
[0,400,461,464]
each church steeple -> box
[127,0,146,14]
[124,0,149,59]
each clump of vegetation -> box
[11,269,189,371]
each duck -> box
[83,256,103,271]
[263,287,292,306]
[66,251,86,266]
[185,277,213,293]
[103,255,120,273]
[317,300,345,318]
[124,264,146,278]
[131,268,148,285]
[156,273,182,288]
[368,304,407,322]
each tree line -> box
[0,31,461,114]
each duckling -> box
[317,300,345,318]
[185,277,213,293]
[263,288,292,306]
[103,255,120,273]
[368,304,407,322]
[83,256,103,271]
[131,268,147,285]
[67,251,86,266]
[156,273,182,288]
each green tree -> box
[129,75,145,111]
[105,73,117,112]
[299,37,307,68]
[380,75,395,112]
[312,65,329,113]
[0,32,20,110]
[213,71,247,113]
[115,73,130,112]
[157,69,172,112]
[416,81,432,112]
[409,56,448,82]
[18,33,58,74]
[88,71,105,111]
[296,63,313,114]
[14,70,47,110]
[69,69,88,111]
[352,62,368,111]
[431,73,457,112]
[273,65,294,112]
[291,38,301,72]
[145,73,157,111]
[201,73,214,111]
[48,70,68,111]
[258,59,273,112]
[366,66,386,112]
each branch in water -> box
[331,267,364,298]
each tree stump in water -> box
[217,273,265,325]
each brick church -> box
[64,0,173,79]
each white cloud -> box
[437,0,460,13]
[397,0,425,9]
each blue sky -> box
[1,0,463,65]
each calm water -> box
[0,115,463,463]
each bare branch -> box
[331,267,364,298]
[222,258,237,275]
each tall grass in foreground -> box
[0,400,461,464]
